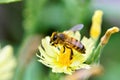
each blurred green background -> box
[0,0,120,80]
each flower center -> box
[57,46,72,67]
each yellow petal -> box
[90,10,103,40]
[81,37,95,59]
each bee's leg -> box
[64,45,73,60]
[63,44,70,53]
[62,45,69,53]
[70,49,73,60]
[63,45,66,53]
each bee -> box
[50,24,86,54]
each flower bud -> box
[101,27,119,45]
[90,10,103,40]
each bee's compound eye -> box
[53,35,57,41]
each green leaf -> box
[0,0,21,4]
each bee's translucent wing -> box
[63,24,83,41]
[70,24,84,31]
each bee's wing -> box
[69,24,84,31]
[63,24,83,41]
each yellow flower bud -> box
[101,27,119,45]
[90,10,103,40]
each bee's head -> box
[50,32,58,45]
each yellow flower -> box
[37,10,102,74]
[37,31,91,74]
[37,10,119,74]
[0,45,17,80]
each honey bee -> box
[50,24,86,54]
